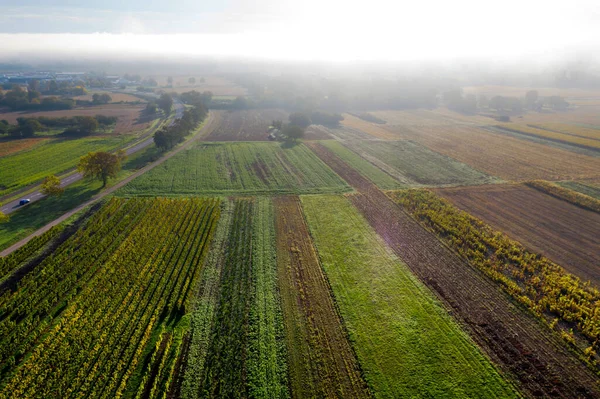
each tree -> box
[78,116,99,134]
[525,90,538,108]
[15,118,43,138]
[157,93,173,115]
[0,211,8,224]
[48,80,59,94]
[92,93,112,104]
[28,79,40,92]
[282,124,305,142]
[232,96,248,110]
[146,101,158,114]
[288,112,311,128]
[78,150,126,187]
[41,175,64,197]
[167,76,173,87]
[188,77,196,85]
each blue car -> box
[19,199,31,206]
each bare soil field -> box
[0,138,48,157]
[437,184,600,286]
[72,92,145,103]
[204,109,288,141]
[379,122,600,181]
[307,142,600,398]
[274,196,369,398]
[0,104,152,134]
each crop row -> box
[496,123,600,150]
[0,197,220,398]
[391,189,600,363]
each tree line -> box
[443,89,570,115]
[0,115,118,138]
[153,92,209,151]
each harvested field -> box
[0,138,48,157]
[380,123,600,181]
[204,109,289,141]
[0,104,153,134]
[495,123,600,150]
[274,196,369,399]
[341,113,398,140]
[308,144,600,398]
[558,181,600,199]
[437,184,600,285]
[344,140,496,186]
[72,92,145,103]
[119,142,349,196]
[530,123,600,140]
[302,195,518,398]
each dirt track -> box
[306,142,600,398]
[274,196,369,399]
[437,184,600,286]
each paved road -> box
[0,100,184,215]
[0,111,219,257]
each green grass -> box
[301,195,519,398]
[118,142,350,196]
[558,181,600,200]
[345,140,497,186]
[0,135,135,197]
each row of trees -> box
[0,115,118,138]
[443,89,570,114]
[153,93,209,150]
[0,86,75,111]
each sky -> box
[0,0,599,63]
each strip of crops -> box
[200,199,254,396]
[530,123,600,140]
[0,136,135,197]
[0,197,220,398]
[319,140,404,189]
[179,200,234,399]
[247,198,288,398]
[558,180,600,199]
[526,180,600,213]
[390,189,600,365]
[274,196,369,399]
[301,195,518,397]
[118,142,349,196]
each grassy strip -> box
[301,195,519,398]
[319,140,404,189]
[179,200,234,399]
[247,197,289,398]
[390,189,600,364]
[526,180,600,213]
[118,142,350,196]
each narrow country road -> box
[0,100,184,215]
[0,110,220,257]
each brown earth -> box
[0,138,48,157]
[340,113,398,140]
[274,196,370,399]
[437,184,600,286]
[306,141,600,399]
[205,109,289,141]
[379,122,600,181]
[0,104,153,134]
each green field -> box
[345,140,497,186]
[0,135,135,197]
[301,195,518,398]
[319,140,404,189]
[119,142,350,196]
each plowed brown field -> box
[437,184,600,286]
[205,109,289,141]
[381,123,600,181]
[307,142,600,399]
[0,138,48,157]
[274,196,369,399]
